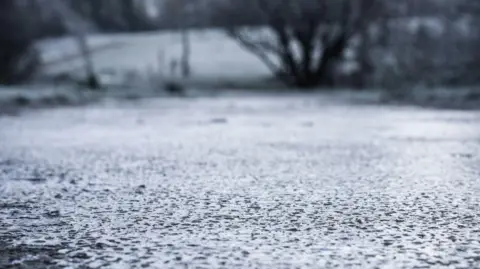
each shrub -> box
[0,1,40,85]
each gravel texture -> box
[1,94,480,269]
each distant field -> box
[36,29,272,83]
[0,30,279,114]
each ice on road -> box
[1,94,480,268]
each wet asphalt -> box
[1,94,480,269]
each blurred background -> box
[1,0,480,109]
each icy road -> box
[1,94,480,269]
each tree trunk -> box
[181,29,191,78]
[77,33,99,89]
[288,33,348,89]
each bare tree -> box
[49,0,100,89]
[218,0,384,88]
[161,0,195,78]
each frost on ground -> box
[0,86,99,115]
[382,87,480,110]
[1,94,480,268]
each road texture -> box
[1,94,480,269]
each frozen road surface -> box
[1,94,480,269]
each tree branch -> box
[226,28,292,85]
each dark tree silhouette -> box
[0,0,39,85]
[219,0,384,88]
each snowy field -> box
[0,29,276,114]
[2,28,479,113]
[37,29,271,83]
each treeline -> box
[210,0,480,88]
[18,0,159,37]
[2,0,480,89]
[0,0,40,84]
[1,0,162,84]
